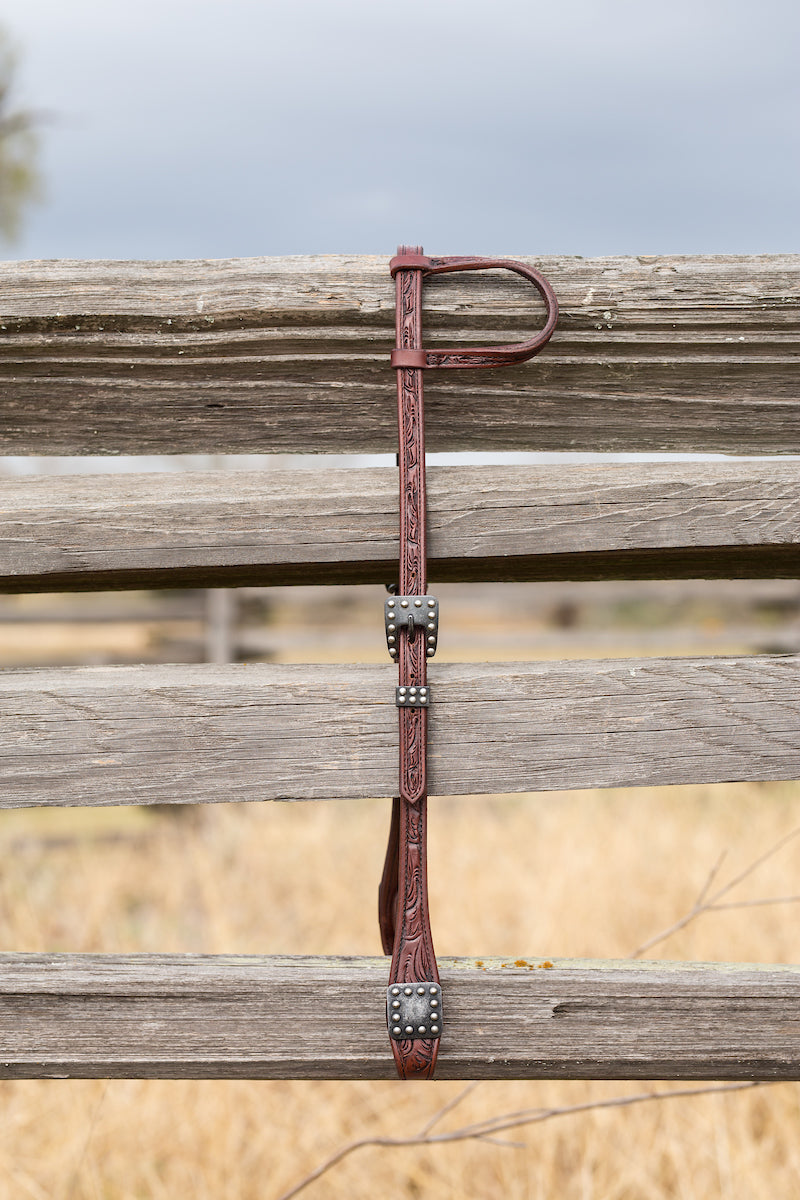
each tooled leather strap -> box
[380,245,558,1080]
[384,244,439,1080]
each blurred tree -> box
[0,32,40,244]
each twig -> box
[415,1082,479,1137]
[420,1081,761,1143]
[280,827,799,1199]
[693,849,727,907]
[706,895,800,912]
[274,1082,764,1200]
[629,825,800,958]
[476,1135,526,1147]
[708,826,800,905]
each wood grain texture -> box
[0,953,798,1079]
[0,656,797,808]
[0,460,797,592]
[0,254,798,454]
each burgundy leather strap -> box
[390,253,558,369]
[379,244,558,1079]
[384,244,438,1080]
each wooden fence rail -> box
[0,656,797,807]
[0,461,798,592]
[0,255,798,455]
[0,955,798,1081]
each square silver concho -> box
[387,982,443,1040]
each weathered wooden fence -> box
[0,253,798,1078]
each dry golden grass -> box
[0,781,799,1199]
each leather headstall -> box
[379,246,558,1078]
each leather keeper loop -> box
[390,253,432,276]
[391,348,427,370]
[393,255,559,370]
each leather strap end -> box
[390,253,432,276]
[391,348,428,370]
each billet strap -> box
[379,244,558,1080]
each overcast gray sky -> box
[2,0,799,260]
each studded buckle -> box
[387,982,443,1040]
[385,596,439,660]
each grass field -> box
[1,779,799,1199]
[0,577,797,1195]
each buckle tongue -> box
[385,596,438,659]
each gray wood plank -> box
[0,656,797,808]
[0,461,798,592]
[0,254,798,454]
[0,953,798,1080]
